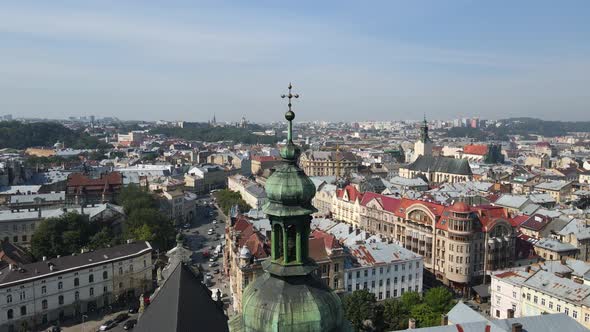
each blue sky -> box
[0,1,589,122]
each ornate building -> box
[358,192,516,293]
[298,150,359,177]
[229,84,351,331]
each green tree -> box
[213,189,251,215]
[411,303,441,328]
[383,298,408,330]
[31,212,93,258]
[399,291,422,311]
[343,290,380,331]
[423,287,454,314]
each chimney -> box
[49,265,54,272]
[408,318,416,329]
[441,314,448,326]
[511,323,523,332]
[507,309,515,318]
[42,256,47,261]
[525,266,531,273]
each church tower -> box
[229,84,350,332]
[412,115,433,162]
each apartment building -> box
[0,242,152,332]
[344,241,423,301]
[299,150,359,177]
[332,185,363,227]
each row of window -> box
[348,262,420,279]
[524,292,583,320]
[6,286,108,320]
[347,284,420,298]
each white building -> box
[344,240,423,301]
[0,242,152,332]
[227,175,267,210]
[491,268,530,319]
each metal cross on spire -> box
[281,83,300,142]
[281,82,300,113]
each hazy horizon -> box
[1,1,589,122]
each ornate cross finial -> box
[281,83,300,142]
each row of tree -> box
[213,189,251,215]
[343,287,455,331]
[30,185,175,260]
[150,125,280,144]
[0,121,110,149]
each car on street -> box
[123,319,138,330]
[209,257,216,262]
[114,313,129,323]
[99,320,117,331]
[46,327,61,332]
[205,273,213,280]
[209,245,215,250]
[213,221,217,224]
[208,229,214,235]
[128,307,138,314]
[183,223,190,229]
[209,262,218,268]
[214,268,220,274]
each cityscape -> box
[1,2,590,332]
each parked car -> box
[208,229,214,235]
[46,327,61,332]
[123,319,138,330]
[183,223,190,229]
[114,313,129,323]
[209,257,216,262]
[99,320,116,331]
[213,221,217,224]
[205,273,213,280]
[214,268,220,274]
[209,262,218,268]
[128,307,138,314]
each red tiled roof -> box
[311,229,341,250]
[360,192,402,213]
[308,238,329,261]
[395,198,444,218]
[509,215,530,227]
[251,155,279,162]
[67,172,123,187]
[463,144,488,156]
[520,214,553,231]
[449,201,470,213]
[336,185,363,202]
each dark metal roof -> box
[135,262,228,332]
[406,155,472,176]
[0,241,151,286]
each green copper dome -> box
[263,162,317,217]
[230,272,347,332]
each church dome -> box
[449,201,471,213]
[237,272,346,332]
[263,162,317,217]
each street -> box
[180,195,232,310]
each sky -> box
[0,1,589,122]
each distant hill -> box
[446,117,590,140]
[150,124,281,144]
[0,121,110,149]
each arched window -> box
[88,274,94,283]
[273,224,283,261]
[6,294,12,303]
[58,281,63,290]
[42,299,48,310]
[74,278,79,287]
[103,271,108,280]
[7,309,13,320]
[286,224,297,263]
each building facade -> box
[299,150,359,177]
[0,242,152,332]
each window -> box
[541,298,545,306]
[386,290,391,298]
[42,300,48,310]
[58,282,63,290]
[401,276,405,282]
[386,278,390,286]
[19,291,25,301]
[58,296,64,305]
[364,270,368,277]
[363,282,368,289]
[20,306,26,316]
[394,277,398,284]
[6,294,12,303]
[21,235,26,242]
[573,311,578,319]
[585,313,589,322]
[103,271,108,280]
[41,286,46,294]
[355,283,360,290]
[526,293,530,300]
[129,264,134,272]
[356,271,360,278]
[334,263,339,272]
[512,291,517,298]
[394,289,398,297]
[7,309,13,320]
[119,267,123,275]
[119,282,123,289]
[13,236,18,242]
[533,296,538,304]
[347,284,352,292]
[89,274,94,283]
[549,301,553,309]
[75,291,79,301]
[333,278,339,289]
[497,285,501,291]
[565,307,569,315]
[557,304,561,312]
[144,260,147,268]
[371,280,375,288]
[89,287,94,296]
[379,280,383,287]
[379,267,383,274]
[74,278,79,287]
[378,292,383,300]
